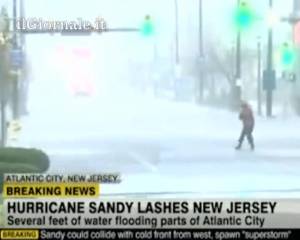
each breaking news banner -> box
[2,173,120,199]
[0,174,300,240]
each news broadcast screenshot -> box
[0,0,300,239]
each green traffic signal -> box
[141,15,154,37]
[234,1,255,31]
[281,43,296,68]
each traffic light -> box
[141,15,154,37]
[280,42,296,68]
[234,1,255,31]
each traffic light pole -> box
[236,31,241,84]
[266,0,274,117]
[234,0,242,110]
[234,28,242,109]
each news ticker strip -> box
[0,229,299,240]
[2,199,300,229]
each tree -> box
[0,6,13,146]
[205,40,257,107]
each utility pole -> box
[19,0,27,116]
[198,0,204,102]
[12,0,19,119]
[265,0,274,117]
[257,36,262,116]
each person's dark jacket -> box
[239,104,254,129]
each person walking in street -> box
[235,102,255,150]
